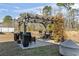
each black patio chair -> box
[22,32,32,47]
[14,33,19,41]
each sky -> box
[0,3,52,22]
[0,3,79,22]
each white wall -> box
[0,27,14,32]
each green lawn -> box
[18,45,59,56]
[0,41,59,56]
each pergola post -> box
[23,16,27,33]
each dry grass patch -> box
[65,31,79,42]
[0,32,14,42]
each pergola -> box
[16,13,54,33]
[14,12,65,48]
[14,13,55,47]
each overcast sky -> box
[0,3,79,22]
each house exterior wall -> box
[0,27,14,32]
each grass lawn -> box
[0,32,59,56]
[0,41,59,56]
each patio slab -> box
[17,39,53,49]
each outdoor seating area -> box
[14,32,37,47]
[14,31,55,49]
[13,12,55,48]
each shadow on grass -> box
[0,41,60,56]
